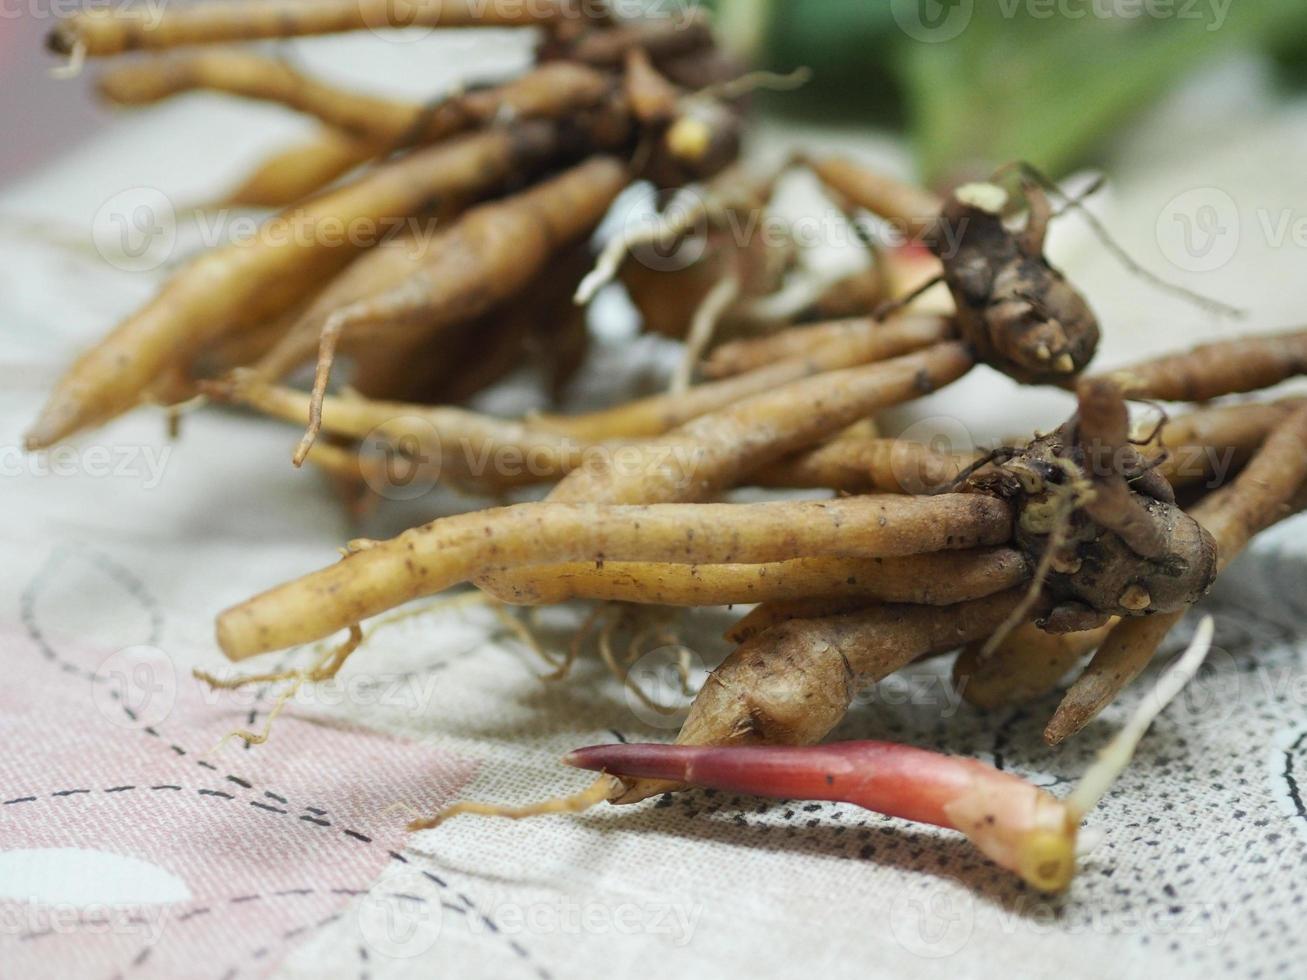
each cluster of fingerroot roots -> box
[32,0,1307,892]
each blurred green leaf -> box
[710,0,1307,184]
[901,0,1307,183]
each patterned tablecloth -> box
[2,31,1305,980]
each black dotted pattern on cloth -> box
[14,525,1307,979]
[592,525,1307,978]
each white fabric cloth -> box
[2,33,1305,979]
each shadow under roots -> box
[572,790,1063,913]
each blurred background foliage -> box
[705,0,1307,186]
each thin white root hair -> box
[487,601,562,674]
[671,273,741,394]
[576,186,713,304]
[199,592,501,750]
[1003,162,1244,320]
[294,309,348,466]
[50,40,86,79]
[363,589,559,672]
[546,602,608,682]
[199,624,364,750]
[409,775,618,830]
[595,607,694,716]
[360,590,490,640]
[975,488,1077,662]
[1066,615,1215,818]
[693,67,813,104]
[731,266,843,324]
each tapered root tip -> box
[1044,674,1115,745]
[27,390,94,451]
[24,415,68,452]
[1043,705,1088,746]
[561,747,609,771]
[564,746,688,804]
[291,437,313,469]
[564,744,686,782]
[607,777,685,805]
